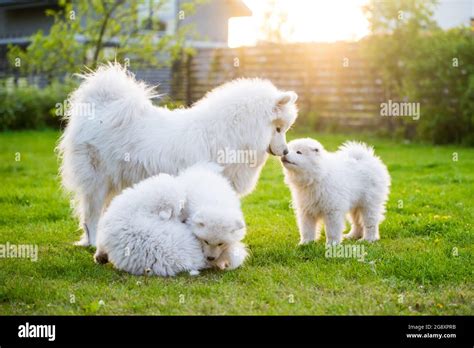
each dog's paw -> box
[360,236,380,243]
[325,239,342,246]
[298,239,314,246]
[343,232,362,240]
[74,237,91,247]
[189,270,200,276]
[217,260,230,270]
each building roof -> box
[225,0,252,17]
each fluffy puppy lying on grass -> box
[281,138,390,245]
[177,163,248,270]
[94,164,248,276]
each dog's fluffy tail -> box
[66,62,159,126]
[339,141,375,160]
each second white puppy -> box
[177,163,248,270]
[281,138,390,245]
[94,164,248,276]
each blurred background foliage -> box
[6,0,196,76]
[1,0,473,145]
[362,0,474,145]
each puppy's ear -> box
[276,91,298,108]
[192,212,205,228]
[177,198,186,217]
[234,219,245,231]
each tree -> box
[8,0,200,79]
[362,0,439,98]
[259,0,294,44]
[363,0,474,144]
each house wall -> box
[179,0,241,45]
[0,3,56,38]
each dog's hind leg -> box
[360,207,381,242]
[314,218,323,241]
[344,208,364,240]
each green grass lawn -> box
[0,130,472,315]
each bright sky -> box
[228,0,370,47]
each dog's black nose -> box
[283,149,289,155]
[207,256,215,261]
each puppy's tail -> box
[66,62,160,126]
[339,141,375,161]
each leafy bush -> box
[363,0,474,145]
[404,28,474,145]
[0,81,73,130]
[0,79,188,131]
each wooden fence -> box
[0,42,389,131]
[172,42,387,130]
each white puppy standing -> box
[58,63,298,247]
[281,138,391,245]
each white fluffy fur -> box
[94,173,205,276]
[177,163,249,270]
[58,63,298,246]
[281,138,391,245]
[95,164,248,276]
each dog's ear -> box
[276,91,298,108]
[191,212,205,228]
[234,219,245,231]
[177,199,187,221]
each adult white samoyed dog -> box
[58,63,298,246]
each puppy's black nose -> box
[207,256,215,261]
[283,149,289,155]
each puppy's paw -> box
[214,259,230,270]
[74,236,90,247]
[298,239,314,246]
[361,236,380,243]
[343,232,362,240]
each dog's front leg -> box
[323,212,344,245]
[297,212,317,245]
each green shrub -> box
[404,28,474,145]
[0,81,73,130]
[363,0,474,145]
[0,80,195,131]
